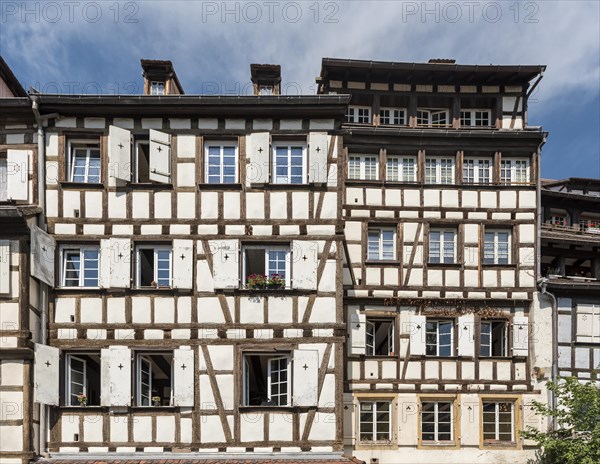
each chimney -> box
[140,59,185,95]
[250,64,281,96]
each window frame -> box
[500,158,530,185]
[242,353,292,407]
[481,400,516,444]
[460,109,492,127]
[150,81,165,95]
[358,400,392,443]
[428,228,457,264]
[480,320,509,357]
[67,139,101,184]
[346,106,372,124]
[204,140,239,184]
[425,320,455,357]
[462,158,492,184]
[135,352,173,407]
[242,244,291,288]
[425,156,455,184]
[483,229,512,265]
[349,155,379,181]
[272,141,307,185]
[66,354,87,406]
[367,227,396,261]
[365,318,395,356]
[420,399,456,445]
[59,244,100,288]
[417,109,450,127]
[386,156,417,182]
[379,107,407,126]
[135,244,173,288]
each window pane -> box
[386,157,399,181]
[402,158,415,182]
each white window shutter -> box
[34,343,59,405]
[173,347,194,407]
[30,225,55,287]
[292,240,318,290]
[108,125,131,184]
[512,316,529,356]
[308,132,328,183]
[292,350,318,406]
[149,129,171,183]
[0,240,10,295]
[457,314,475,357]
[7,149,30,201]
[246,132,270,185]
[349,310,366,355]
[99,239,111,289]
[173,239,194,289]
[209,239,239,289]
[409,315,426,356]
[101,346,131,406]
[109,238,131,288]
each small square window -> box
[243,245,290,288]
[460,109,491,127]
[136,245,172,288]
[366,319,395,356]
[463,158,491,184]
[480,321,508,357]
[273,142,306,184]
[205,141,238,184]
[346,106,371,124]
[150,81,165,95]
[425,157,454,184]
[380,107,406,125]
[429,228,457,264]
[60,245,100,287]
[68,140,101,183]
[243,353,291,406]
[500,159,530,184]
[65,353,101,406]
[426,320,454,356]
[483,229,511,265]
[367,228,396,261]
[349,155,378,181]
[136,352,173,406]
[386,156,416,182]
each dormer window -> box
[150,81,165,95]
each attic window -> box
[259,86,273,95]
[150,81,165,96]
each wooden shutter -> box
[246,132,270,185]
[172,239,193,289]
[108,125,131,184]
[173,347,194,407]
[7,149,30,201]
[349,309,366,355]
[512,316,529,356]
[34,344,60,405]
[291,240,318,290]
[409,315,426,356]
[109,238,131,288]
[30,225,55,287]
[100,346,131,406]
[149,129,171,183]
[457,314,475,357]
[308,132,328,183]
[343,393,355,445]
[292,350,318,407]
[576,304,600,343]
[209,239,239,289]
[0,240,10,295]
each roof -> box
[0,55,27,97]
[542,177,600,188]
[318,57,546,87]
[35,457,364,464]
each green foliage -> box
[522,376,600,464]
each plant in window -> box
[76,393,87,406]
[151,395,161,406]
[268,274,285,289]
[246,273,268,289]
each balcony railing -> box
[542,222,600,239]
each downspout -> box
[538,278,558,430]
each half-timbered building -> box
[25,60,354,461]
[316,58,551,463]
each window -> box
[500,159,530,184]
[386,156,416,182]
[380,107,406,125]
[205,141,238,184]
[243,353,291,406]
[417,109,449,127]
[60,245,100,287]
[346,106,371,124]
[482,401,514,443]
[367,228,395,261]
[549,215,567,226]
[136,352,173,406]
[484,230,511,265]
[150,81,165,95]
[426,320,454,356]
[65,353,101,406]
[580,217,600,233]
[480,321,508,357]
[359,401,391,442]
[349,155,378,181]
[273,142,306,184]
[575,304,600,343]
[425,157,454,184]
[0,155,6,202]
[133,136,150,183]
[463,158,491,184]
[68,140,101,183]
[421,401,454,443]
[136,245,172,288]
[366,319,395,356]
[243,245,290,288]
[460,109,491,127]
[429,228,456,264]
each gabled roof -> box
[0,55,27,97]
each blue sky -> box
[1,0,598,179]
